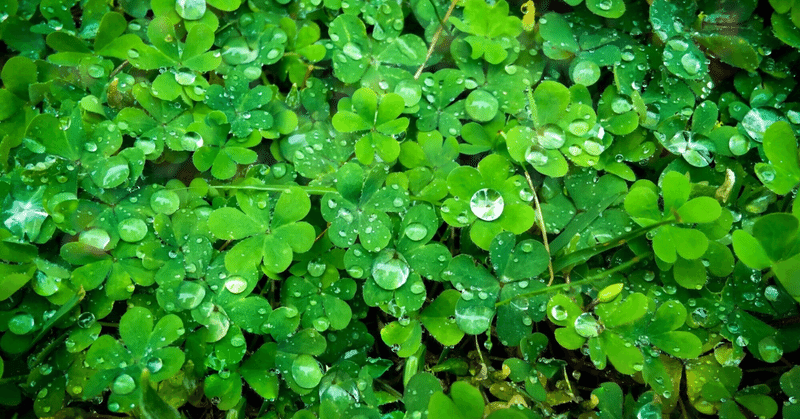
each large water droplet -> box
[150,189,180,215]
[728,133,749,155]
[550,305,568,321]
[8,313,35,335]
[404,223,428,241]
[764,285,779,301]
[174,71,196,86]
[177,281,206,310]
[292,354,323,388]
[147,357,163,373]
[574,313,600,337]
[756,164,777,185]
[537,124,566,149]
[88,64,105,78]
[112,374,136,395]
[224,276,248,294]
[758,336,783,363]
[470,188,504,221]
[118,218,148,242]
[681,53,701,75]
[77,312,96,328]
[371,250,410,290]
[175,0,206,20]
[80,228,111,249]
[342,43,363,60]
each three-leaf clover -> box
[204,67,274,139]
[82,307,185,414]
[332,87,409,165]
[208,184,315,275]
[624,171,725,289]
[442,154,535,250]
[320,163,409,252]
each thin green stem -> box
[211,184,337,195]
[0,375,27,386]
[524,169,554,285]
[495,251,653,307]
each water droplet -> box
[371,250,410,290]
[342,43,363,60]
[469,188,504,221]
[88,64,105,78]
[118,218,148,242]
[550,305,568,321]
[175,0,206,20]
[525,145,549,166]
[537,124,566,149]
[112,374,136,395]
[292,354,323,388]
[574,313,600,337]
[307,259,326,276]
[404,223,428,241]
[681,53,702,75]
[177,281,206,309]
[146,357,163,373]
[77,312,96,328]
[764,286,779,301]
[224,277,248,294]
[127,49,139,59]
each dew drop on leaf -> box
[404,223,428,241]
[537,124,566,149]
[118,218,148,242]
[77,312,96,328]
[177,281,206,309]
[371,249,410,290]
[8,313,35,335]
[550,305,568,321]
[224,277,248,294]
[146,357,163,373]
[573,313,600,337]
[342,43,363,60]
[87,65,105,78]
[470,188,504,221]
[764,285,779,301]
[292,354,323,388]
[175,0,206,20]
[112,374,136,395]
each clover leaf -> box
[332,87,408,165]
[114,84,193,160]
[508,81,619,177]
[82,307,185,414]
[442,154,535,249]
[321,163,409,252]
[416,69,467,137]
[208,184,315,274]
[204,67,274,138]
[191,111,260,180]
[624,171,725,289]
[215,12,288,68]
[450,0,522,64]
[732,212,800,304]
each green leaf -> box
[420,290,465,346]
[677,196,722,224]
[208,207,263,240]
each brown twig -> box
[414,0,460,80]
[109,60,129,79]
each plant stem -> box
[211,184,337,195]
[494,251,653,307]
[524,169,554,285]
[414,0,459,79]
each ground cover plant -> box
[2,0,800,418]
